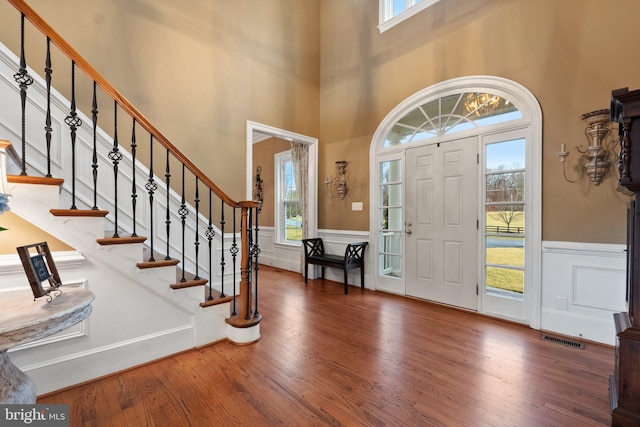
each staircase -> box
[0,0,261,395]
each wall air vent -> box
[541,334,585,350]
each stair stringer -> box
[2,180,233,395]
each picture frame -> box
[16,241,62,301]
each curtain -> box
[291,142,309,273]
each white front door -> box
[405,137,478,310]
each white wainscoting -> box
[258,228,372,289]
[541,241,626,346]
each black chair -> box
[302,238,368,294]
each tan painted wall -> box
[0,0,320,203]
[319,0,640,242]
[252,137,291,227]
[2,0,638,244]
[0,211,73,254]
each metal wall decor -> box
[253,166,264,213]
[557,109,619,185]
[324,161,348,200]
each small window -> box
[379,0,442,33]
[275,150,302,244]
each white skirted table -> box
[0,287,94,403]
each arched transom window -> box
[383,92,523,147]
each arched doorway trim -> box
[369,76,542,329]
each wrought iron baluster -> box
[253,207,260,318]
[64,61,82,209]
[13,14,33,176]
[246,208,253,320]
[91,81,98,209]
[146,136,158,261]
[109,102,123,236]
[44,37,52,178]
[179,165,188,282]
[221,200,229,312]
[165,149,171,259]
[194,177,200,280]
[231,207,238,315]
[206,189,215,300]
[131,119,138,237]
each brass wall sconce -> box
[324,160,348,200]
[557,109,619,186]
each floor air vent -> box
[541,334,585,349]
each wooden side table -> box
[0,287,94,403]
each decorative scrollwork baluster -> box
[252,207,260,318]
[194,177,200,280]
[64,61,82,210]
[91,81,99,209]
[109,102,123,236]
[44,37,53,178]
[13,14,33,176]
[165,149,171,260]
[146,136,158,262]
[231,207,238,315]
[221,200,228,311]
[179,165,188,282]
[246,208,253,320]
[131,119,138,237]
[206,189,215,300]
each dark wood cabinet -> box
[610,87,640,426]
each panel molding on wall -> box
[541,240,626,345]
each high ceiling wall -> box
[319,0,640,243]
[1,0,638,243]
[0,0,320,203]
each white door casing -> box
[370,76,542,328]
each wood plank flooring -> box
[38,265,614,426]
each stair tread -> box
[97,235,147,245]
[200,292,234,308]
[136,258,180,269]
[8,175,64,186]
[171,278,208,289]
[50,208,109,217]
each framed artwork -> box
[16,241,62,301]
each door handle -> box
[405,228,412,235]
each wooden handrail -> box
[7,0,257,210]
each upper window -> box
[379,0,442,33]
[383,92,522,148]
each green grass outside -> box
[286,215,302,241]
[485,211,524,294]
[286,226,302,241]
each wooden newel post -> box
[226,204,261,330]
[238,206,251,320]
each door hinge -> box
[477,153,480,164]
[477,219,479,230]
[476,284,479,295]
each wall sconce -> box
[557,109,619,186]
[252,165,263,213]
[324,160,348,200]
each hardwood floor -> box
[39,265,614,426]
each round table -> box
[0,287,94,403]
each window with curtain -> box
[275,150,302,244]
